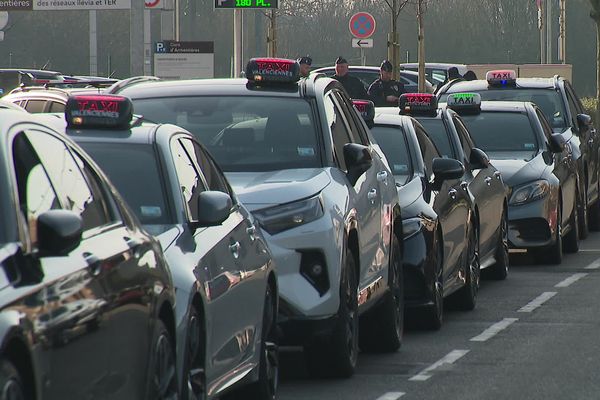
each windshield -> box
[79,143,173,225]
[133,96,321,172]
[416,118,454,158]
[442,88,568,130]
[370,126,412,185]
[459,112,539,161]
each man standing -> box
[368,60,405,107]
[332,56,368,99]
[297,56,312,78]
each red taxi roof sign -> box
[398,93,438,116]
[446,93,481,114]
[245,58,300,84]
[486,70,517,87]
[352,99,375,122]
[65,95,133,129]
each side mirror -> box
[344,143,373,186]
[194,191,233,227]
[432,158,465,189]
[469,148,490,170]
[37,210,83,256]
[549,133,566,153]
[577,113,592,131]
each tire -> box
[453,225,480,311]
[359,234,404,352]
[578,187,589,239]
[147,319,179,400]
[563,200,580,254]
[224,284,278,400]
[183,308,205,400]
[0,359,26,400]
[305,247,359,378]
[487,209,509,281]
[422,233,444,330]
[533,206,563,265]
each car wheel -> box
[563,199,580,254]
[424,233,444,330]
[578,186,589,239]
[305,247,358,378]
[183,308,205,400]
[224,284,278,400]
[454,225,480,311]
[487,209,509,280]
[0,359,26,400]
[359,234,403,352]
[148,319,178,400]
[534,205,563,265]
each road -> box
[278,233,600,400]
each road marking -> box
[375,392,405,400]
[584,259,600,269]
[409,350,469,382]
[555,273,588,287]
[470,318,519,342]
[518,292,557,312]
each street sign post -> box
[352,38,373,48]
[349,12,376,39]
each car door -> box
[170,136,250,384]
[452,115,504,263]
[10,128,112,399]
[326,91,383,299]
[414,122,470,290]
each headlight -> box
[509,180,550,206]
[402,217,423,240]
[253,195,324,235]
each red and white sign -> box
[145,0,161,8]
[349,12,376,39]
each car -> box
[379,93,510,286]
[61,94,278,400]
[311,65,435,94]
[400,63,469,87]
[0,108,177,399]
[116,58,405,378]
[438,69,599,237]
[445,93,581,264]
[353,99,485,328]
[2,86,103,113]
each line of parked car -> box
[0,60,596,400]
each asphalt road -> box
[278,232,600,400]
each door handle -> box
[367,189,377,203]
[83,252,102,276]
[460,181,468,191]
[494,171,502,179]
[229,242,241,258]
[377,171,389,185]
[485,176,492,186]
[246,225,257,241]
[449,188,457,200]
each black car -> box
[0,109,177,399]
[379,94,509,283]
[60,95,279,400]
[438,70,599,237]
[445,93,580,264]
[361,102,483,328]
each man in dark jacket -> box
[367,60,405,107]
[332,57,368,99]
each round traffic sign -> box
[145,0,161,8]
[349,12,376,39]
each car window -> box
[24,99,46,113]
[417,118,454,159]
[333,91,367,145]
[452,116,475,163]
[564,86,581,131]
[80,142,173,225]
[324,93,353,170]
[370,125,412,185]
[12,133,61,247]
[25,130,113,233]
[459,111,539,161]
[133,96,320,172]
[48,101,65,113]
[535,107,554,142]
[180,137,231,195]
[172,139,205,220]
[414,122,441,181]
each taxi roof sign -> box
[446,93,481,114]
[398,93,438,116]
[486,70,517,87]
[352,99,375,122]
[65,95,133,129]
[245,58,300,84]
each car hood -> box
[226,169,330,210]
[489,154,545,186]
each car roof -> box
[66,119,170,146]
[373,112,413,126]
[312,65,420,77]
[441,77,558,94]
